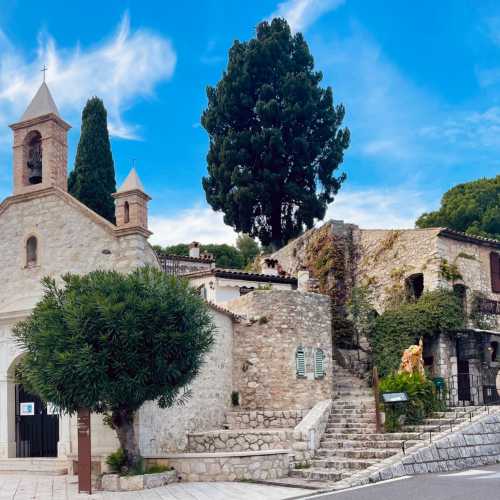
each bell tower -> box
[9,82,71,196]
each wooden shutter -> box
[314,349,325,379]
[491,252,500,293]
[296,347,305,378]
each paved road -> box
[293,464,500,500]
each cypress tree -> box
[69,97,117,223]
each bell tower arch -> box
[9,82,71,195]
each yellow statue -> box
[399,338,425,377]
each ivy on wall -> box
[305,224,355,347]
[370,289,465,378]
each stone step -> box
[323,432,421,441]
[315,447,398,460]
[290,468,348,482]
[331,408,376,414]
[0,458,68,476]
[311,458,378,470]
[326,424,378,432]
[320,439,417,449]
[422,417,466,426]
[328,415,375,424]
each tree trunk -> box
[112,409,140,469]
[270,198,282,251]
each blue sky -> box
[1,0,499,245]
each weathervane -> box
[41,65,48,82]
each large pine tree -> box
[69,97,116,223]
[202,18,350,250]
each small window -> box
[314,349,325,379]
[405,273,424,300]
[26,236,37,267]
[296,347,305,378]
[124,201,130,224]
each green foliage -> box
[145,464,172,474]
[416,175,500,240]
[14,267,215,466]
[68,97,116,223]
[348,286,377,343]
[380,373,445,431]
[106,448,127,474]
[201,18,349,249]
[156,242,246,269]
[439,259,463,282]
[236,234,261,267]
[370,290,465,378]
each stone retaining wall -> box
[224,410,306,430]
[187,429,290,453]
[146,450,290,482]
[291,399,332,463]
[331,408,500,491]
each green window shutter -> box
[314,349,325,379]
[296,347,305,378]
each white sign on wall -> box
[47,403,59,415]
[20,402,35,416]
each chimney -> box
[262,258,279,276]
[189,241,201,259]
[297,268,310,292]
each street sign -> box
[382,392,409,403]
[20,402,35,416]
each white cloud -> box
[149,187,430,249]
[149,205,238,247]
[325,188,431,229]
[270,0,345,32]
[0,13,176,140]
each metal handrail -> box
[401,405,492,454]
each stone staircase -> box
[289,365,491,487]
[290,364,420,483]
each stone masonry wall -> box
[187,429,290,453]
[148,450,290,482]
[226,290,333,411]
[355,228,442,313]
[224,410,306,430]
[370,409,500,483]
[138,309,234,454]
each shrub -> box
[380,372,445,432]
[145,464,173,474]
[106,448,127,474]
[370,289,464,377]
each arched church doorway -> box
[7,356,59,457]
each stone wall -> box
[147,450,290,482]
[226,290,333,411]
[224,410,306,430]
[137,308,234,454]
[187,429,290,452]
[369,409,500,483]
[355,228,442,313]
[291,399,332,463]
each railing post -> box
[373,366,383,434]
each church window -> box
[124,201,130,224]
[296,347,305,378]
[314,349,325,379]
[25,131,43,185]
[26,236,38,267]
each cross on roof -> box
[41,65,47,82]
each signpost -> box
[77,408,92,494]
